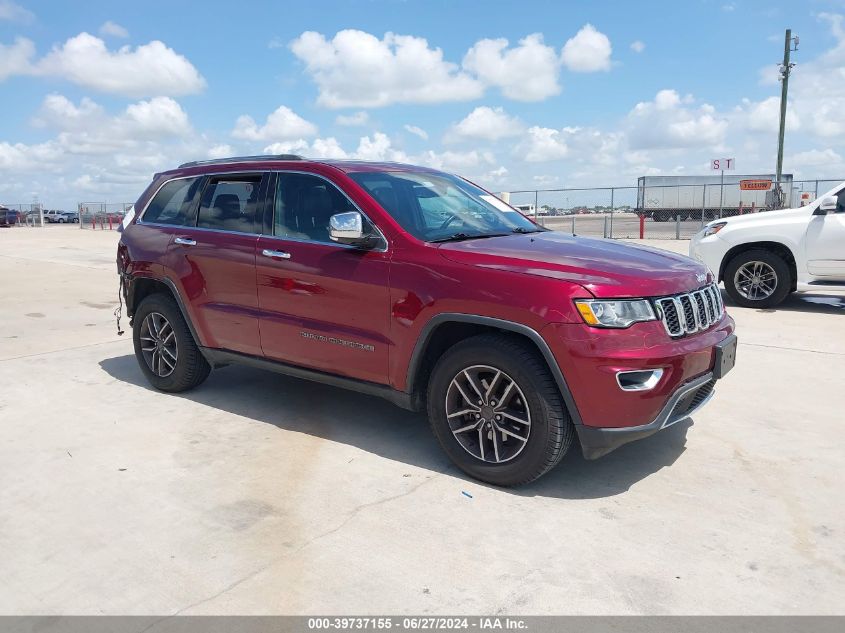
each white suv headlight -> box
[575,299,656,328]
[703,221,727,237]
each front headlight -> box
[574,299,656,328]
[703,221,727,237]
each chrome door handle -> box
[174,237,196,246]
[262,249,291,259]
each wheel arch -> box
[719,240,798,291]
[406,314,583,425]
[126,275,204,347]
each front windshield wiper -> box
[430,232,510,243]
[511,227,548,234]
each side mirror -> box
[816,196,838,214]
[329,211,379,248]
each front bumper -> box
[575,372,716,459]
[542,317,736,459]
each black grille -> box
[670,379,716,422]
[680,295,696,328]
[661,301,681,334]
[703,289,716,321]
[654,284,723,337]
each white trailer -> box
[636,174,794,221]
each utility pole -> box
[775,29,798,199]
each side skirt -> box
[200,347,418,412]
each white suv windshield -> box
[349,171,542,242]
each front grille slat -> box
[654,283,723,338]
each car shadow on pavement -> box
[99,354,692,500]
[721,289,845,314]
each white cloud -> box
[741,96,800,133]
[630,40,645,53]
[0,37,35,80]
[0,0,33,22]
[627,89,727,150]
[99,21,129,38]
[335,111,368,126]
[561,24,612,72]
[290,26,615,106]
[32,93,104,128]
[722,3,735,12]
[516,126,570,162]
[417,149,495,172]
[353,132,409,162]
[449,106,523,141]
[232,105,317,141]
[12,33,207,96]
[29,94,192,155]
[123,97,192,137]
[790,148,842,167]
[290,30,483,108]
[463,33,561,101]
[404,124,428,140]
[484,165,508,183]
[208,144,233,159]
[264,137,349,159]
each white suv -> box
[690,182,845,307]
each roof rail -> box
[178,154,305,168]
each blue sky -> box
[2,0,845,208]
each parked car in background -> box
[691,180,845,307]
[60,211,79,223]
[118,155,736,486]
[0,207,19,227]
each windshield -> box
[348,171,541,242]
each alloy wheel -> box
[734,261,777,301]
[139,312,178,377]
[445,365,531,464]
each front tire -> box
[724,249,792,308]
[427,333,574,486]
[133,293,210,392]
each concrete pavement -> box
[1,225,843,614]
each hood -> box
[437,231,711,298]
[706,206,812,229]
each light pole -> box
[775,29,798,207]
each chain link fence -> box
[503,178,843,240]
[78,202,134,230]
[0,203,44,227]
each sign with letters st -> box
[711,158,735,171]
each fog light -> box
[616,368,664,391]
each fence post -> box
[675,213,681,239]
[534,190,539,225]
[700,185,706,230]
[639,213,644,239]
[609,188,615,238]
[571,216,575,235]
[603,214,608,238]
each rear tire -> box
[426,333,574,486]
[724,249,791,308]
[133,293,210,392]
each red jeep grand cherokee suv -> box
[117,155,737,486]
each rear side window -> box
[142,177,203,225]
[197,176,263,233]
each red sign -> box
[739,179,772,191]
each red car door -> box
[164,173,268,357]
[255,171,391,385]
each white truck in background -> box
[690,180,845,308]
[637,174,795,222]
